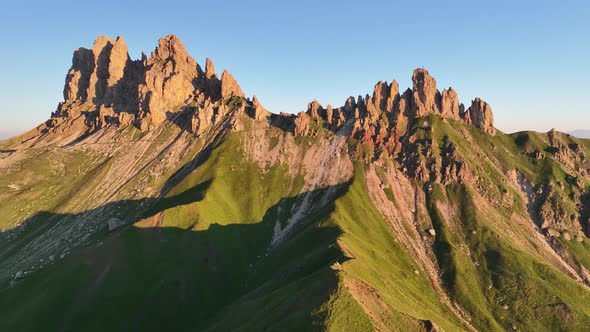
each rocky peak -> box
[49,34,248,135]
[205,58,217,79]
[50,37,499,147]
[148,34,194,67]
[463,98,495,134]
[441,87,460,119]
[221,70,244,99]
[372,81,390,111]
[307,100,323,118]
[250,95,270,121]
[137,35,200,127]
[63,35,131,104]
[326,104,334,124]
[344,97,356,113]
[411,68,440,117]
[63,47,93,101]
[387,80,400,112]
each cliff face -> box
[46,34,243,136]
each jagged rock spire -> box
[441,87,460,119]
[54,34,249,133]
[138,34,200,127]
[294,68,495,138]
[205,57,217,79]
[221,70,244,99]
[411,68,440,117]
[463,98,495,134]
[63,35,130,104]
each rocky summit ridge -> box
[47,34,244,137]
[32,34,494,146]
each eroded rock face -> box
[63,48,93,102]
[48,34,251,135]
[307,100,322,118]
[137,35,199,127]
[250,95,270,121]
[441,88,460,119]
[62,36,131,105]
[325,104,334,124]
[205,58,217,79]
[221,70,244,100]
[464,98,495,134]
[411,68,440,117]
[294,112,311,136]
[48,36,498,154]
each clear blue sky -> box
[0,0,589,138]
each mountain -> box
[1,35,590,332]
[569,130,590,139]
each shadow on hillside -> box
[0,180,352,332]
[580,192,590,236]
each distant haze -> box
[569,130,590,139]
[0,130,21,141]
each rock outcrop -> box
[441,88,460,119]
[42,35,497,151]
[137,34,199,128]
[463,98,495,134]
[62,36,132,106]
[285,68,496,150]
[411,68,440,117]
[250,95,270,121]
[294,112,311,136]
[221,70,244,99]
[63,47,93,102]
[46,34,249,136]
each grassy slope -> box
[0,148,108,230]
[415,116,590,331]
[427,183,590,331]
[329,165,466,331]
[0,132,367,331]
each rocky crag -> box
[31,35,494,148]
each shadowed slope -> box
[0,182,353,332]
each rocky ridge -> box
[289,68,495,148]
[36,35,495,148]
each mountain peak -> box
[221,70,244,99]
[205,58,217,79]
[150,34,191,63]
[35,37,497,149]
[411,67,440,117]
[46,35,245,136]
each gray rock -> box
[108,218,126,231]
